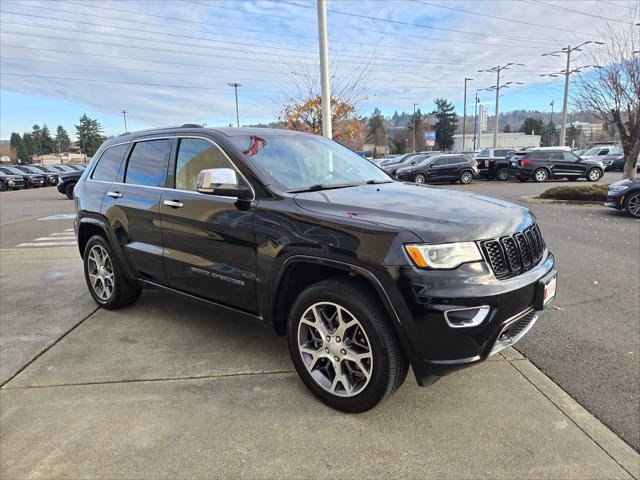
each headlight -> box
[608,185,629,193]
[405,242,483,269]
[58,176,63,182]
[8,179,14,185]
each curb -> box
[504,349,640,479]
[521,196,604,205]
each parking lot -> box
[1,175,638,479]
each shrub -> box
[539,184,609,201]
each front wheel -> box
[459,170,473,184]
[586,168,602,182]
[624,192,640,218]
[288,278,408,413]
[533,168,548,182]
[414,173,426,184]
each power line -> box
[413,0,600,37]
[523,0,636,25]
[188,0,561,46]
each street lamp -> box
[478,63,525,147]
[463,77,473,151]
[413,103,420,152]
[541,41,605,146]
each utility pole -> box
[462,77,473,151]
[541,41,604,146]
[473,92,479,150]
[317,0,332,139]
[79,129,86,163]
[413,103,419,152]
[120,109,128,133]
[478,63,524,148]
[227,83,242,127]
[549,100,554,146]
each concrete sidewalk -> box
[1,291,638,479]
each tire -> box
[64,182,75,199]
[287,278,408,413]
[586,168,602,182]
[83,235,141,309]
[624,192,640,219]
[414,173,426,184]
[0,183,6,192]
[533,168,548,182]
[496,168,509,181]
[459,170,473,184]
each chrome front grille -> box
[481,225,545,279]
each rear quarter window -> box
[91,144,129,182]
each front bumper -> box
[380,251,556,385]
[604,192,625,210]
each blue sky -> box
[1,0,635,141]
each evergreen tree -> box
[40,124,55,153]
[75,114,105,157]
[503,124,512,133]
[10,133,28,163]
[406,108,425,151]
[519,117,549,145]
[56,125,71,152]
[432,98,458,151]
[22,133,37,159]
[366,108,387,148]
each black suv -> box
[57,170,83,199]
[14,165,59,186]
[510,149,604,182]
[74,126,557,412]
[0,170,25,190]
[395,153,476,184]
[0,166,47,188]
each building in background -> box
[453,132,540,151]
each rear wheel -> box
[414,173,426,184]
[83,235,141,309]
[624,192,640,218]
[64,182,76,199]
[459,170,473,184]
[496,168,509,181]
[533,168,548,182]
[288,278,408,413]
[586,168,602,182]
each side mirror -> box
[410,161,416,165]
[196,168,252,199]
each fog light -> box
[444,306,490,328]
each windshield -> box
[231,134,392,191]
[583,147,600,156]
[1,167,22,175]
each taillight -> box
[521,159,530,166]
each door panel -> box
[161,137,257,312]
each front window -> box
[231,134,391,191]
[175,138,240,192]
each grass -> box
[539,184,609,202]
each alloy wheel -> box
[415,174,425,184]
[297,302,373,397]
[461,172,473,184]
[627,193,640,217]
[535,170,548,182]
[588,169,601,181]
[87,245,115,301]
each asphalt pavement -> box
[1,178,638,478]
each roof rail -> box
[117,124,204,136]
[181,123,203,128]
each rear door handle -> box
[163,200,184,208]
[107,191,122,198]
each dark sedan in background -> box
[605,177,640,218]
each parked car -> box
[600,145,626,172]
[580,145,612,162]
[74,126,557,412]
[0,166,47,188]
[475,148,515,181]
[14,165,59,186]
[605,177,640,218]
[395,153,477,184]
[509,149,604,182]
[57,171,83,199]
[0,171,25,191]
[48,164,80,173]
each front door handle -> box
[107,191,122,198]
[163,200,184,208]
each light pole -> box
[317,0,332,139]
[120,110,128,133]
[541,41,604,146]
[473,93,479,150]
[413,103,419,152]
[462,77,473,151]
[549,100,554,146]
[227,83,242,127]
[478,63,525,147]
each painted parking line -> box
[37,214,76,221]
[17,230,77,248]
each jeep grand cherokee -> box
[74,125,557,412]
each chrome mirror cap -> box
[197,168,238,194]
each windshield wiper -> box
[289,183,360,193]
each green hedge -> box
[539,184,609,201]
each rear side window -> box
[92,144,128,182]
[175,138,238,192]
[125,139,172,187]
[549,152,564,161]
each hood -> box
[580,156,604,165]
[610,177,639,188]
[60,171,82,179]
[293,182,534,243]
